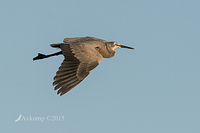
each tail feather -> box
[50,43,63,48]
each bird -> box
[33,36,134,96]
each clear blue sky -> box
[1,0,200,132]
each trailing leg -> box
[33,51,62,61]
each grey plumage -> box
[33,36,134,96]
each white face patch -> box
[113,42,121,49]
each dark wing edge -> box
[53,60,85,96]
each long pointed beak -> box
[119,44,134,50]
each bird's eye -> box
[95,46,100,50]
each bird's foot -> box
[33,53,47,61]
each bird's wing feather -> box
[63,36,106,44]
[53,43,103,96]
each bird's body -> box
[33,36,133,96]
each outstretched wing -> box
[53,43,103,96]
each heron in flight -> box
[33,36,134,96]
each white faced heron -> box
[33,36,134,96]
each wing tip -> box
[56,89,66,96]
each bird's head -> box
[107,42,134,50]
[103,42,134,58]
